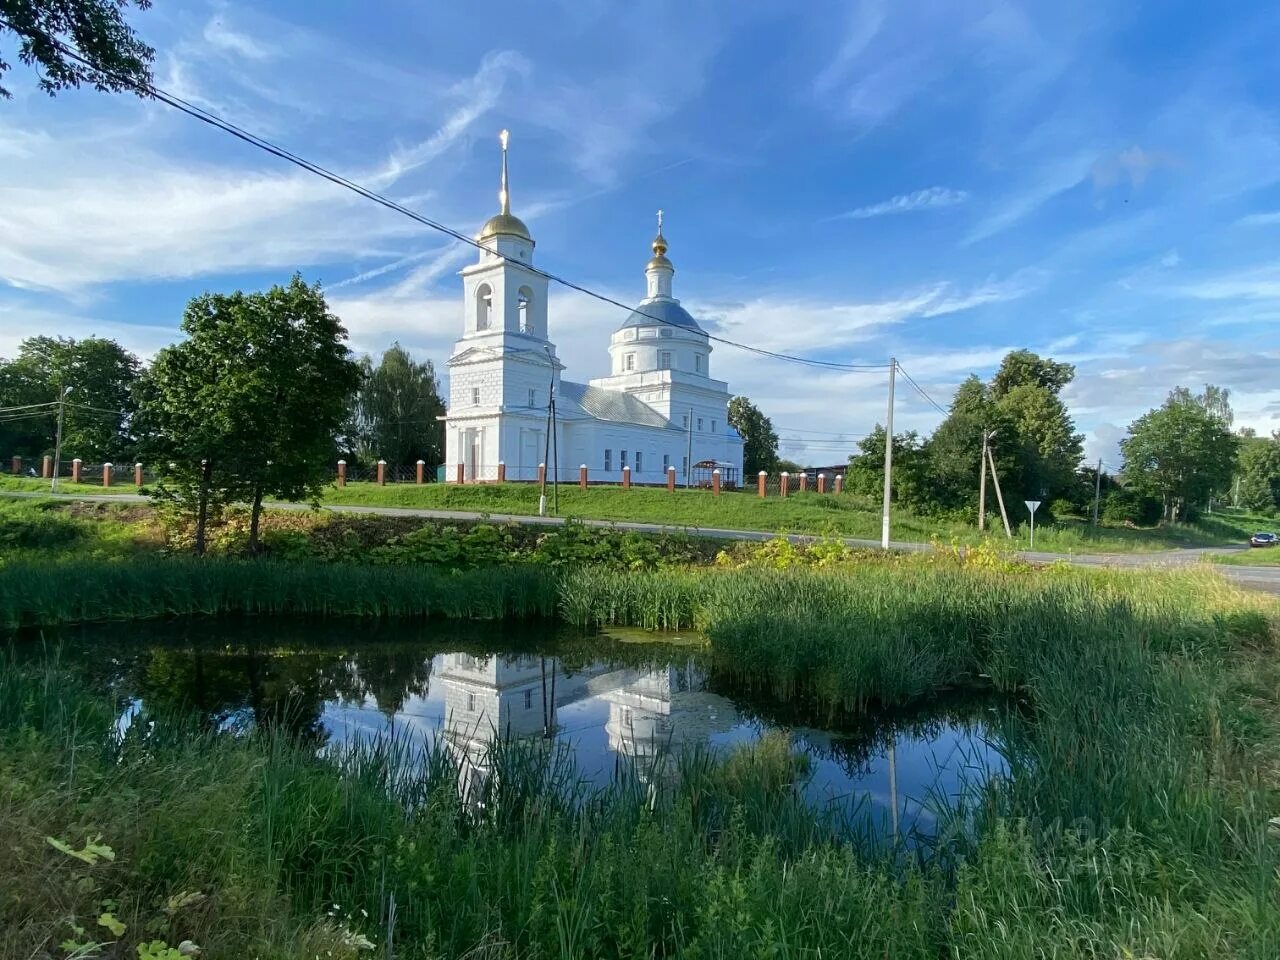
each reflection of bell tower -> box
[603,662,735,784]
[445,130,561,482]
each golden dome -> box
[479,212,532,241]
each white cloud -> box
[1172,262,1280,301]
[834,187,969,220]
[203,19,276,61]
[1238,211,1280,227]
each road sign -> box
[1024,500,1041,549]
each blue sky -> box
[2,0,1278,467]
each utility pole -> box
[978,429,990,532]
[986,444,1012,537]
[685,406,694,489]
[881,358,896,550]
[50,385,71,494]
[1091,458,1102,526]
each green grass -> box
[318,481,1266,553]
[0,473,141,496]
[1213,548,1280,566]
[4,562,1279,957]
[3,470,1269,553]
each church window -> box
[518,286,534,333]
[528,388,537,408]
[663,453,670,472]
[621,450,628,469]
[681,414,688,428]
[681,456,688,477]
[697,417,704,431]
[467,692,477,712]
[476,283,493,330]
[660,328,673,338]
[604,449,612,471]
[695,354,704,373]
[472,387,481,406]
[524,689,533,710]
[624,353,636,371]
[636,451,643,473]
[711,419,717,433]
[660,351,672,369]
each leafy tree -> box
[0,335,139,461]
[776,458,802,475]
[347,343,445,469]
[1120,386,1238,521]
[0,0,154,99]
[1236,434,1280,513]
[727,395,779,476]
[845,426,930,509]
[136,276,361,554]
[989,349,1074,398]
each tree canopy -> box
[346,344,445,469]
[727,395,779,476]
[1235,433,1280,514]
[0,0,154,99]
[136,276,361,552]
[1120,386,1237,521]
[0,335,139,461]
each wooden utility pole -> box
[986,445,1012,537]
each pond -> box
[12,618,1008,840]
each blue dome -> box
[618,298,703,333]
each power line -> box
[894,362,949,417]
[0,17,891,375]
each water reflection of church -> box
[433,652,738,792]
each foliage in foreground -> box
[3,565,1279,958]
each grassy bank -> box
[3,473,1268,552]
[4,561,1279,956]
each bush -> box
[1101,488,1161,525]
[0,500,83,550]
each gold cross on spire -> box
[656,208,664,232]
[499,129,511,215]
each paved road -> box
[8,489,1279,594]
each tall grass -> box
[4,560,1279,956]
[0,558,558,627]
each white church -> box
[444,133,744,486]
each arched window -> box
[476,283,493,330]
[518,286,534,334]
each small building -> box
[443,132,744,485]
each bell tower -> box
[445,131,560,482]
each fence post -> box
[417,460,426,484]
[798,472,808,493]
[135,462,144,487]
[758,470,767,498]
[42,455,51,479]
[10,456,19,475]
[667,466,676,492]
[102,463,113,487]
[622,465,631,490]
[376,460,386,485]
[455,463,465,485]
[496,461,505,483]
[336,459,346,487]
[834,474,844,495]
[538,462,546,486]
[712,469,721,496]
[71,458,82,484]
[579,464,588,490]
[780,472,790,498]
[817,472,827,494]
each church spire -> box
[478,129,532,242]
[499,128,511,215]
[645,209,674,300]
